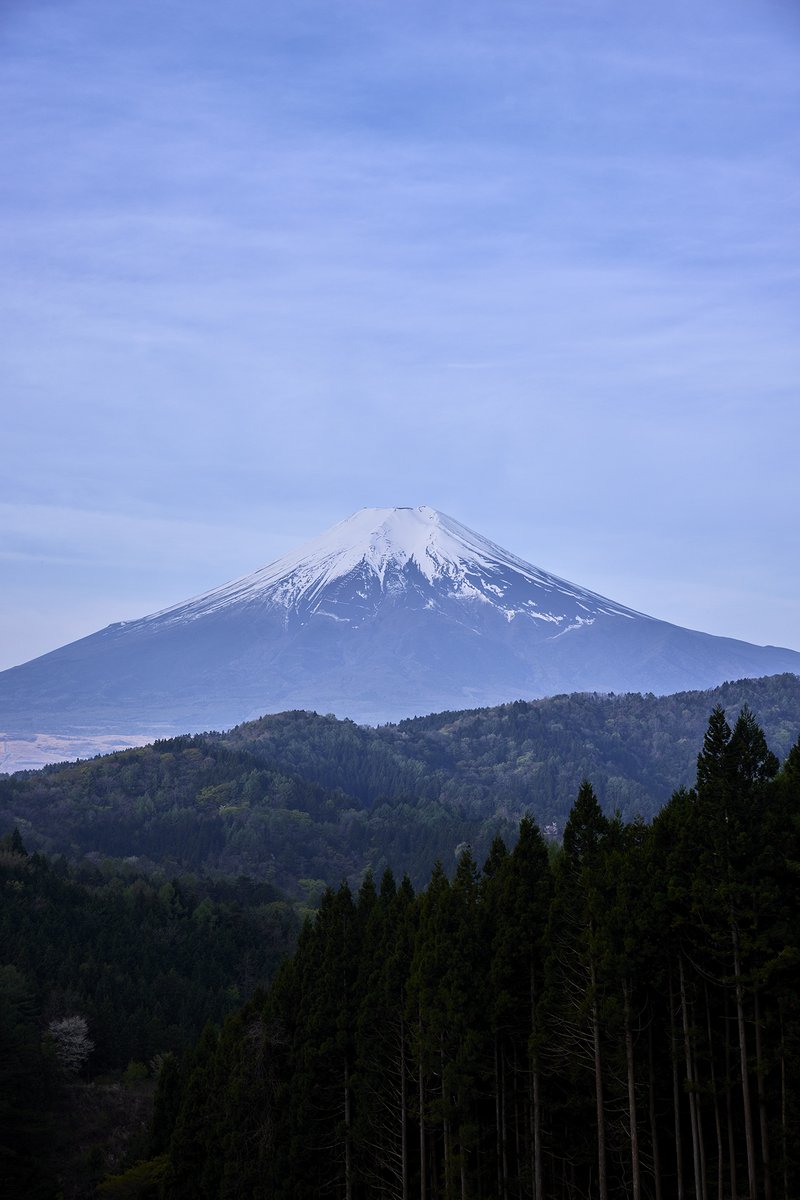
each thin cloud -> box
[1,0,798,665]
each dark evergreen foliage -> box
[0,839,299,1196]
[3,697,799,1197]
[0,849,297,1072]
[144,708,800,1200]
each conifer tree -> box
[353,869,415,1200]
[407,861,451,1200]
[166,1022,221,1200]
[546,781,612,1200]
[486,818,551,1199]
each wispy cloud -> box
[1,0,798,664]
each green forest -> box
[2,674,799,897]
[112,705,800,1200]
[0,849,299,1196]
[1,690,799,1198]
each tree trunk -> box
[779,1002,788,1200]
[704,982,724,1200]
[590,961,608,1200]
[494,1038,503,1200]
[679,956,703,1200]
[419,1003,427,1200]
[532,1058,542,1200]
[669,970,685,1200]
[725,990,738,1200]
[732,919,758,1200]
[648,1021,663,1200]
[500,1047,508,1200]
[401,1010,409,1200]
[753,987,772,1200]
[531,964,543,1200]
[624,981,641,1200]
[442,1042,451,1200]
[344,1062,353,1200]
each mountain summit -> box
[1,505,798,752]
[142,505,640,631]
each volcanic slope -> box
[1,506,798,748]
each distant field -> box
[0,731,155,773]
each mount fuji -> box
[1,505,798,757]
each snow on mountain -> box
[139,506,641,630]
[1,505,798,766]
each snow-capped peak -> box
[140,506,644,631]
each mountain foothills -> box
[4,703,799,1199]
[2,507,799,760]
[2,674,800,893]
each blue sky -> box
[2,0,799,670]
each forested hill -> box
[1,674,798,893]
[0,736,517,895]
[106,705,800,1200]
[222,672,800,822]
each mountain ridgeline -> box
[102,704,800,1200]
[2,673,799,895]
[1,506,799,759]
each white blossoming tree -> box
[47,1015,94,1076]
